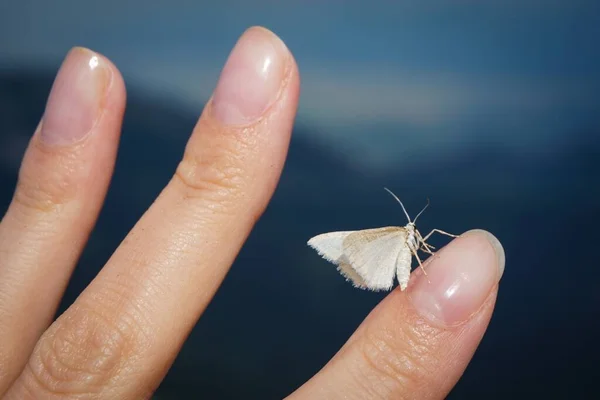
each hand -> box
[0,26,504,399]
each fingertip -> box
[83,47,127,120]
[461,229,505,281]
[210,25,297,127]
[39,46,125,148]
[409,230,500,327]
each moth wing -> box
[342,227,408,291]
[307,231,355,263]
[307,231,368,289]
[336,260,368,289]
[395,245,413,291]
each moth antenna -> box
[413,198,430,224]
[383,187,412,223]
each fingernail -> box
[212,27,289,125]
[409,229,505,326]
[41,47,111,145]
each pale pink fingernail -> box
[41,47,111,145]
[409,230,505,326]
[211,27,289,125]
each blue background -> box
[1,1,599,398]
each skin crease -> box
[0,27,503,400]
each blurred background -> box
[1,1,599,398]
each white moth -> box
[307,188,458,291]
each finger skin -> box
[288,231,503,400]
[6,27,299,399]
[290,290,497,400]
[0,48,125,394]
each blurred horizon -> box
[2,0,599,171]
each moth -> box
[307,188,458,291]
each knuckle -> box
[355,323,436,397]
[24,301,144,396]
[174,141,246,206]
[13,147,83,213]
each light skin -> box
[0,26,505,399]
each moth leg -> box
[419,245,435,256]
[416,235,437,255]
[422,246,444,266]
[420,241,436,253]
[419,238,435,250]
[412,249,431,284]
[421,228,459,242]
[423,242,436,250]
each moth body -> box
[405,223,418,254]
[306,188,458,292]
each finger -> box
[288,230,505,400]
[0,48,125,393]
[6,27,299,399]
